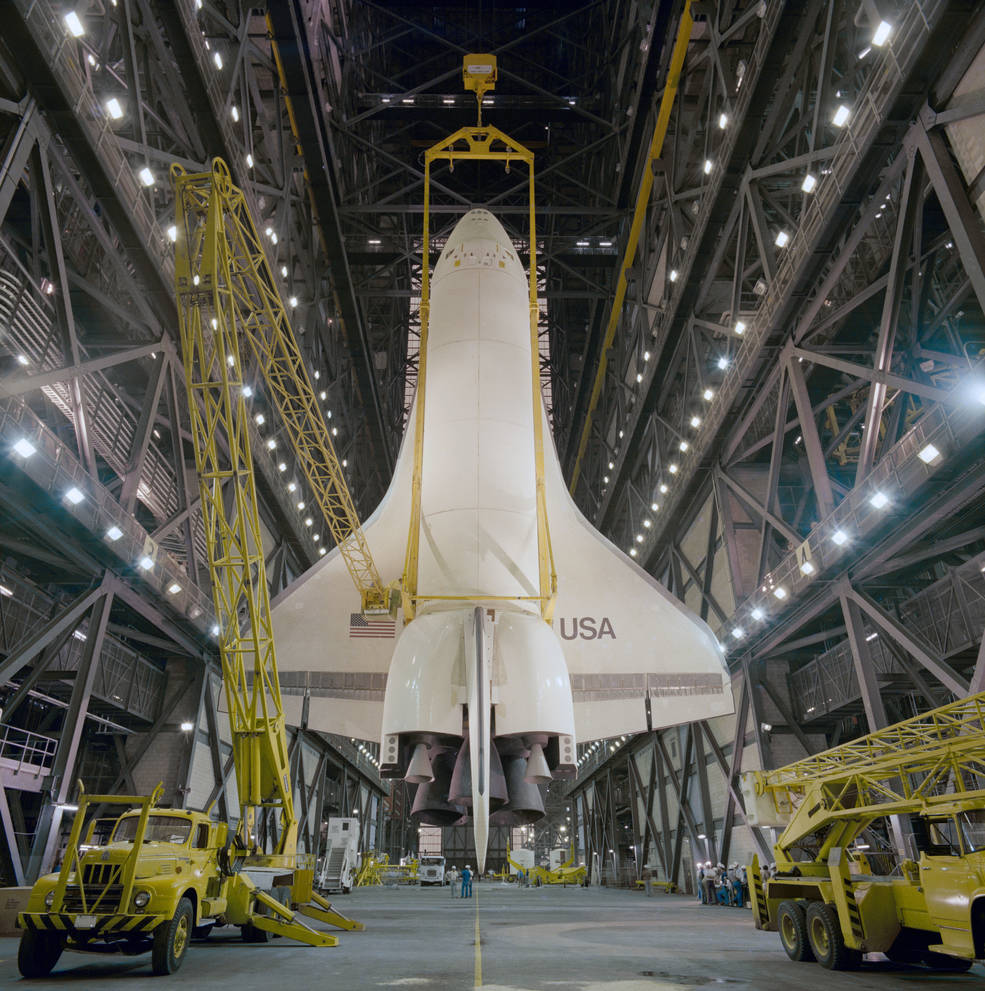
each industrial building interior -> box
[0,0,984,988]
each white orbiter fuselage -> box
[271,210,733,871]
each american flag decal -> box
[349,613,396,639]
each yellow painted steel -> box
[747,690,985,830]
[46,783,164,918]
[462,53,497,119]
[171,161,390,616]
[172,161,297,851]
[401,85,558,623]
[505,842,586,885]
[568,1,694,493]
[746,691,985,865]
[354,852,419,887]
[745,691,985,963]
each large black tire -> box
[17,929,65,978]
[806,902,862,971]
[777,900,814,962]
[241,921,270,943]
[922,950,973,972]
[151,897,193,975]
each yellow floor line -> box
[473,889,482,987]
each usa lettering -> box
[557,617,616,640]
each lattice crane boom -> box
[175,159,391,617]
[742,690,985,857]
[172,161,296,853]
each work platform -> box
[0,884,981,989]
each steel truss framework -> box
[0,0,984,884]
[567,0,985,884]
[0,0,386,886]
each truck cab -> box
[18,789,227,977]
[418,855,446,886]
[915,810,985,960]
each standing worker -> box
[461,864,473,898]
[734,863,748,908]
[447,865,459,897]
[702,861,715,906]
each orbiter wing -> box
[271,401,732,743]
[540,409,733,741]
[269,411,414,741]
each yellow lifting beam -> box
[568,1,694,493]
[401,56,558,623]
[172,160,391,617]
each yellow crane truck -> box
[506,842,587,886]
[741,690,985,972]
[15,159,369,976]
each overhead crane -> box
[742,690,985,972]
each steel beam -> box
[0,583,106,686]
[857,151,921,478]
[843,582,968,697]
[34,147,97,478]
[267,0,392,475]
[27,589,113,880]
[0,341,167,399]
[915,126,985,316]
[784,347,834,518]
[120,353,169,512]
[0,783,26,885]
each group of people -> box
[444,864,473,897]
[695,861,748,907]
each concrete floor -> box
[1,884,982,989]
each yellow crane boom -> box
[742,691,985,861]
[173,159,391,617]
[172,161,295,852]
[170,157,367,939]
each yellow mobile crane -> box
[15,160,367,978]
[505,842,586,886]
[742,691,985,972]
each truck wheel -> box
[806,902,861,971]
[777,900,814,962]
[152,897,193,975]
[241,922,270,943]
[921,951,972,972]
[18,929,65,978]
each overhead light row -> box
[728,442,945,646]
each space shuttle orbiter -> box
[271,209,733,870]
